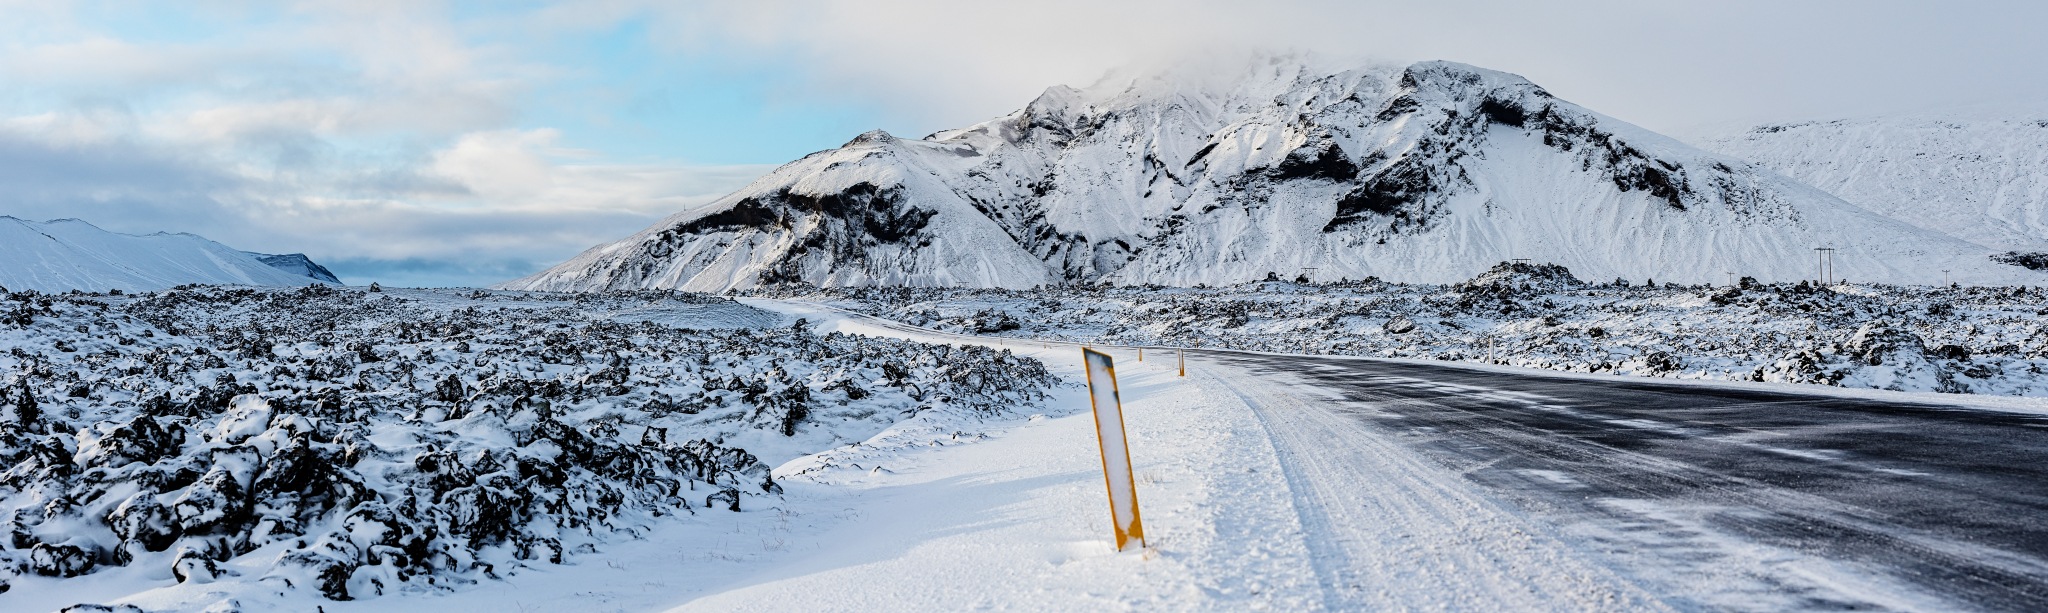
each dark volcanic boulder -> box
[29,542,94,577]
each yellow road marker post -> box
[1082,348,1146,552]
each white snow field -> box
[0,217,334,293]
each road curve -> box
[1197,350,2048,612]
[765,301,2048,610]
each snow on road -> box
[1209,367,1663,611]
[658,299,1659,611]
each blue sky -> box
[3,1,2045,287]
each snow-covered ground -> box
[2,288,1434,612]
[746,261,2048,398]
[604,301,1666,612]
[0,286,1057,611]
[8,284,2045,611]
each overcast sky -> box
[3,0,2044,287]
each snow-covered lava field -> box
[753,261,2048,397]
[10,265,2048,611]
[0,284,1057,609]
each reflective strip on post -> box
[1082,348,1145,552]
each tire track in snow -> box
[1233,355,2048,612]
[1203,361,1666,611]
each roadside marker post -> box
[1178,348,1185,377]
[1081,348,1146,552]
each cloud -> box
[0,124,242,226]
[319,256,546,289]
[0,117,770,287]
[630,0,2048,136]
[0,2,774,287]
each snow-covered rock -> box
[501,57,2038,292]
[0,217,336,293]
[760,262,2048,397]
[0,285,1059,600]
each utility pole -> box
[1943,270,1952,286]
[1815,247,1835,285]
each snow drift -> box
[500,57,2039,292]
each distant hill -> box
[241,251,343,284]
[0,216,340,292]
[1695,109,2048,252]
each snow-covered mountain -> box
[1694,109,2048,252]
[501,57,2039,292]
[242,251,344,284]
[0,216,339,292]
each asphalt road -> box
[1197,350,2048,612]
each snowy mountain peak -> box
[846,129,896,146]
[501,59,2041,292]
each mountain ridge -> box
[500,57,2039,291]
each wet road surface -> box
[1200,351,2048,612]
